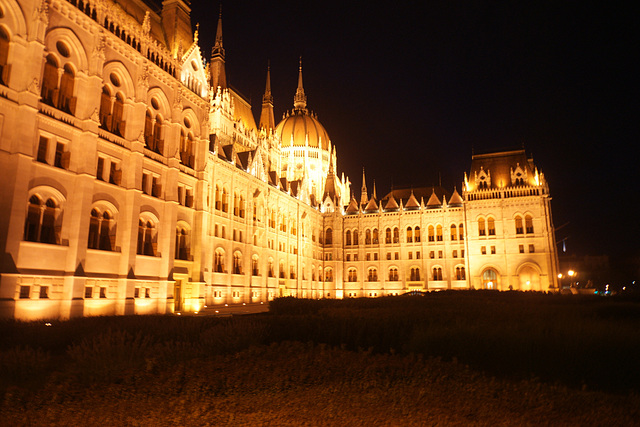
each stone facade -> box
[0,0,559,320]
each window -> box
[459,223,464,241]
[432,267,443,281]
[268,259,274,277]
[410,268,421,281]
[366,253,371,261]
[416,251,420,259]
[429,251,434,259]
[515,216,524,234]
[395,252,398,260]
[487,218,495,236]
[374,253,378,261]
[372,228,379,244]
[137,219,156,256]
[325,269,333,282]
[481,246,486,255]
[325,228,333,245]
[99,287,107,298]
[0,27,10,86]
[478,218,486,236]
[483,269,498,289]
[365,229,371,245]
[290,264,296,279]
[519,244,525,254]
[438,250,443,258]
[24,196,60,244]
[348,268,357,282]
[41,55,59,107]
[428,225,434,242]
[231,252,242,274]
[99,88,127,136]
[453,250,458,258]
[528,244,535,253]
[346,254,351,261]
[456,266,466,280]
[353,229,359,246]
[407,227,413,243]
[37,136,49,163]
[279,262,285,279]
[39,286,49,299]
[491,245,496,254]
[393,227,399,244]
[414,227,421,243]
[179,130,195,168]
[144,110,164,154]
[436,225,443,242]
[385,228,391,244]
[345,230,352,246]
[84,287,93,298]
[388,268,399,281]
[386,252,391,260]
[214,250,225,272]
[252,256,259,276]
[175,225,190,260]
[451,224,457,241]
[88,208,114,251]
[525,215,534,234]
[368,268,378,282]
[19,286,30,299]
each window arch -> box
[58,64,76,114]
[410,267,421,281]
[372,228,379,244]
[432,267,443,281]
[428,225,434,242]
[214,248,225,273]
[179,130,195,168]
[221,188,229,212]
[99,87,126,136]
[174,223,190,260]
[232,251,242,274]
[525,215,534,234]
[347,268,357,282]
[324,268,333,282]
[289,263,296,279]
[455,266,466,280]
[88,207,115,251]
[487,217,495,236]
[459,223,464,241]
[367,268,378,282]
[144,110,164,154]
[406,226,413,243]
[24,195,61,244]
[215,185,221,210]
[353,229,359,246]
[345,230,352,246]
[388,267,399,281]
[451,224,457,241]
[137,216,157,256]
[436,225,443,241]
[268,258,274,277]
[325,228,333,245]
[41,55,59,107]
[393,227,399,243]
[0,27,10,86]
[414,226,421,243]
[385,227,391,244]
[251,254,259,276]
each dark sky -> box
[189,1,638,263]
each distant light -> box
[45,322,52,327]
[568,270,575,277]
[260,302,264,304]
[215,310,219,313]
[194,311,199,314]
[557,273,563,279]
[242,303,246,305]
[177,312,182,315]
[225,304,228,307]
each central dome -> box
[274,111,330,150]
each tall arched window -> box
[233,193,239,216]
[279,261,285,278]
[179,131,194,168]
[112,93,125,136]
[525,215,534,234]
[393,227,399,243]
[252,255,259,276]
[456,266,466,280]
[214,249,225,272]
[451,224,457,241]
[353,229,359,246]
[222,188,229,212]
[483,269,498,289]
[372,228,379,244]
[325,269,333,282]
[88,208,114,251]
[215,185,221,210]
[174,225,190,260]
[515,216,523,234]
[345,230,352,246]
[325,228,333,245]
[368,268,378,282]
[414,226,421,242]
[388,268,399,281]
[58,64,76,114]
[0,27,10,85]
[239,196,245,218]
[233,252,242,274]
[24,196,60,244]
[410,268,421,281]
[144,111,163,154]
[407,226,413,243]
[436,225,443,241]
[459,223,464,241]
[428,225,434,242]
[487,218,495,236]
[432,267,443,281]
[348,268,357,282]
[365,229,371,245]
[385,228,391,244]
[137,219,156,256]
[478,218,486,236]
[41,55,59,107]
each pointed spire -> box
[372,180,377,200]
[384,194,399,211]
[449,187,464,206]
[405,190,420,210]
[293,57,307,112]
[259,61,275,131]
[360,168,368,207]
[426,189,442,209]
[210,6,226,90]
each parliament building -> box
[0,0,559,320]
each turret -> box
[209,7,226,90]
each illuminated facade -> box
[0,0,558,319]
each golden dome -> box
[275,111,330,150]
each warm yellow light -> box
[568,270,575,277]
[557,273,563,279]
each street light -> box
[567,270,576,288]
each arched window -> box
[414,226,421,243]
[252,255,259,276]
[368,268,378,282]
[365,229,371,245]
[455,266,466,280]
[215,185,221,210]
[487,218,495,236]
[58,64,76,114]
[428,225,434,242]
[144,111,163,154]
[0,27,10,86]
[345,230,352,246]
[24,196,60,244]
[112,93,125,136]
[268,259,274,277]
[393,227,399,243]
[372,228,379,244]
[239,196,245,218]
[88,208,114,251]
[451,224,457,241]
[347,268,357,282]
[478,218,486,236]
[385,227,391,244]
[279,261,285,278]
[436,225,443,241]
[174,225,190,260]
[41,55,59,107]
[233,193,239,216]
[353,229,359,246]
[214,249,225,272]
[325,228,333,245]
[483,269,498,289]
[515,216,523,234]
[180,131,194,168]
[432,267,443,281]
[289,264,296,279]
[410,268,421,281]
[459,223,464,241]
[99,87,112,129]
[222,188,229,212]
[325,269,333,282]
[232,252,242,274]
[388,268,399,281]
[407,226,413,243]
[525,215,534,234]
[137,219,156,256]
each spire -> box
[360,168,368,207]
[259,62,275,131]
[293,57,307,112]
[210,6,227,90]
[372,180,377,200]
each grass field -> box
[1,291,639,425]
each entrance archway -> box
[518,265,541,290]
[482,269,498,290]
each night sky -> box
[189,1,637,267]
